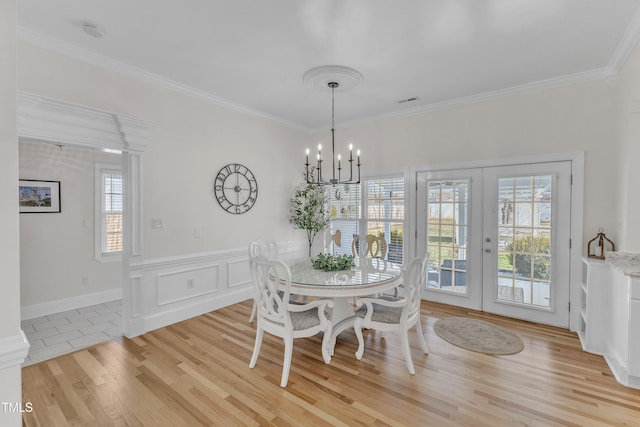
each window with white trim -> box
[95,163,123,262]
[328,175,405,264]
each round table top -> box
[286,257,403,297]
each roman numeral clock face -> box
[214,163,258,214]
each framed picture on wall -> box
[19,179,61,213]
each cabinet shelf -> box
[579,257,608,355]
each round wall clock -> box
[214,163,258,214]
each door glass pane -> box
[497,175,553,307]
[426,179,470,294]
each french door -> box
[417,162,572,327]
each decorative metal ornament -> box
[331,229,342,247]
[214,163,258,214]
[587,228,615,259]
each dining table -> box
[285,256,403,356]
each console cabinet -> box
[579,254,640,389]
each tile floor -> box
[21,299,123,366]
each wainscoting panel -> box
[157,264,220,306]
[125,241,306,337]
[228,259,251,289]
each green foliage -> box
[377,227,403,243]
[290,168,330,256]
[312,253,355,271]
[498,253,513,271]
[505,234,551,280]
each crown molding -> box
[607,4,640,74]
[316,68,611,132]
[17,26,307,133]
[18,13,640,135]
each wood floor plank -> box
[23,300,640,426]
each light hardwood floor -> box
[22,300,640,426]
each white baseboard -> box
[138,287,252,336]
[604,351,640,390]
[21,288,122,320]
[0,331,30,369]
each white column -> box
[122,151,145,337]
[0,0,30,425]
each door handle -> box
[484,248,492,253]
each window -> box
[328,175,405,264]
[329,183,362,256]
[95,164,122,262]
[364,177,405,264]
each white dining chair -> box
[353,255,429,374]
[351,234,387,259]
[248,239,278,323]
[249,255,334,387]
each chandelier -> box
[304,66,362,186]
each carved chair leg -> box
[354,319,365,360]
[281,336,294,387]
[249,327,264,368]
[399,328,415,375]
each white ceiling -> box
[16,0,640,131]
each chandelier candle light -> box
[305,81,361,185]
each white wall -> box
[0,0,27,425]
[612,40,640,252]
[326,78,619,251]
[19,141,122,307]
[17,42,309,317]
[18,43,307,259]
[14,23,640,320]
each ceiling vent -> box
[82,23,105,38]
[397,97,419,104]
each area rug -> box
[433,317,524,355]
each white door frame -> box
[409,152,584,332]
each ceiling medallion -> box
[303,66,363,186]
[303,65,364,93]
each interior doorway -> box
[17,92,151,345]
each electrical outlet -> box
[151,218,164,229]
[187,279,194,289]
[82,276,89,286]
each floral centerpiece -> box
[312,253,355,271]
